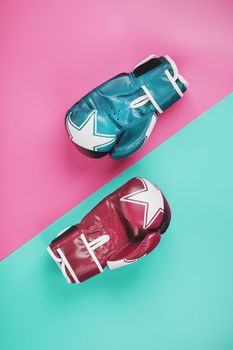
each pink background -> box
[1,0,232,260]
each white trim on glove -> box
[80,233,110,273]
[165,55,189,88]
[56,248,80,284]
[164,69,184,97]
[107,258,135,270]
[141,85,164,113]
[47,246,73,284]
[145,114,157,138]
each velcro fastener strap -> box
[51,225,77,244]
[133,57,162,77]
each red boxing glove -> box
[47,177,171,284]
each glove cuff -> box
[47,228,110,284]
[133,55,188,113]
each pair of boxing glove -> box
[48,54,187,284]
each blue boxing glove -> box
[66,55,188,159]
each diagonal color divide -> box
[1,0,233,259]
[1,94,233,350]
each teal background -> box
[1,93,233,350]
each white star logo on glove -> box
[120,178,164,229]
[66,110,116,151]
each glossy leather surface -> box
[65,55,187,158]
[48,177,171,283]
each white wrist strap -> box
[80,233,110,273]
